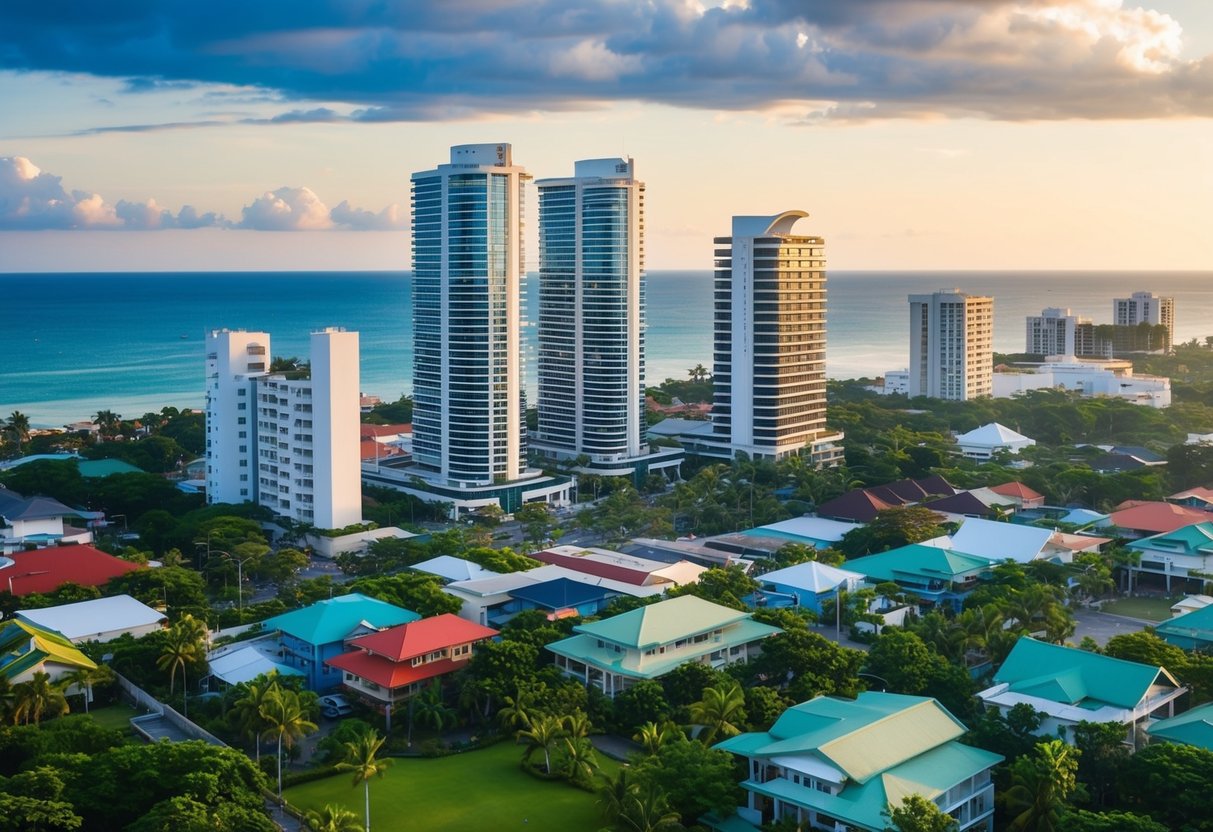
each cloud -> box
[0,156,396,231]
[1,0,1211,123]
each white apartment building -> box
[206,328,362,529]
[993,358,1172,408]
[1114,291,1175,348]
[1025,307,1093,357]
[909,289,993,400]
[686,211,843,465]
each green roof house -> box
[262,593,420,691]
[977,637,1185,743]
[844,544,993,612]
[711,692,1002,832]
[546,595,781,697]
[1146,702,1213,752]
[1155,602,1213,651]
[0,619,97,687]
[1127,522,1213,595]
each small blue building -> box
[262,593,419,691]
[754,561,865,614]
[500,578,620,624]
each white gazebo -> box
[954,423,1036,460]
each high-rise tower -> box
[410,144,529,487]
[535,158,646,464]
[908,289,993,400]
[1114,291,1174,350]
[700,211,842,464]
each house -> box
[953,423,1035,460]
[0,488,94,553]
[410,555,500,584]
[0,545,144,596]
[919,492,1001,522]
[0,619,97,688]
[988,482,1046,509]
[327,613,497,725]
[1146,702,1213,752]
[945,518,1054,564]
[1099,502,1211,540]
[813,477,957,524]
[1168,487,1213,511]
[205,638,304,688]
[547,595,782,697]
[1058,507,1108,528]
[530,545,707,588]
[741,517,861,550]
[1170,594,1213,617]
[261,593,420,691]
[504,578,620,620]
[976,638,1185,744]
[16,595,166,643]
[712,692,1002,832]
[754,561,864,614]
[1126,522,1213,592]
[814,491,897,524]
[844,545,993,612]
[1155,602,1213,651]
[1089,453,1157,474]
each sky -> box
[0,0,1211,272]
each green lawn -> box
[1101,596,1177,622]
[286,741,619,832]
[87,703,141,734]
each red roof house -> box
[326,614,497,713]
[0,545,144,596]
[989,482,1047,509]
[1103,502,1213,539]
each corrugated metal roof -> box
[263,593,419,646]
[572,595,750,650]
[995,637,1176,709]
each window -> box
[238,417,247,425]
[238,402,247,410]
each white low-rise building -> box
[954,423,1035,460]
[16,595,166,643]
[993,357,1171,408]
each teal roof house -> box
[1154,601,1213,651]
[546,595,781,697]
[1128,522,1213,595]
[1146,702,1213,752]
[712,692,1002,832]
[844,544,993,612]
[976,638,1185,744]
[262,593,420,691]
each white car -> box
[319,693,353,718]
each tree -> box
[337,730,391,832]
[514,501,556,548]
[742,628,864,702]
[260,687,317,799]
[59,665,112,715]
[346,573,462,618]
[517,713,565,774]
[1102,630,1187,669]
[612,681,672,734]
[11,672,69,725]
[687,680,747,745]
[155,614,206,714]
[304,804,364,832]
[411,680,457,734]
[5,411,30,449]
[688,363,709,382]
[231,674,281,761]
[258,547,309,583]
[1119,742,1213,832]
[631,737,739,823]
[633,720,681,755]
[1057,810,1166,832]
[1002,740,1079,832]
[1073,720,1129,810]
[839,506,947,556]
[884,793,959,832]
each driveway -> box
[1071,608,1154,646]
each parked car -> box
[319,693,353,718]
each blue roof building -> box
[505,578,620,621]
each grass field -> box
[1100,596,1177,622]
[87,703,141,734]
[285,740,619,832]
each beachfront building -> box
[712,692,1002,832]
[205,328,363,529]
[364,143,570,516]
[547,595,782,696]
[1025,307,1094,357]
[1114,291,1175,350]
[532,158,683,484]
[908,289,993,400]
[678,211,843,466]
[976,638,1185,744]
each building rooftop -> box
[919,491,998,519]
[16,594,165,642]
[0,545,144,596]
[759,561,864,594]
[1155,602,1213,643]
[346,613,498,662]
[207,642,303,686]
[1147,702,1213,751]
[262,593,420,646]
[1107,502,1212,535]
[994,637,1177,710]
[411,555,500,583]
[744,516,860,546]
[77,458,145,478]
[989,482,1046,502]
[955,422,1034,447]
[572,595,754,650]
[844,544,993,585]
[508,577,618,611]
[947,518,1053,564]
[0,618,96,681]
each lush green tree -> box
[613,681,672,735]
[1119,742,1213,831]
[346,573,461,618]
[1073,721,1129,810]
[687,680,746,745]
[517,713,565,774]
[743,685,789,731]
[668,565,758,611]
[1002,740,1079,832]
[257,547,309,583]
[260,686,317,799]
[106,566,208,620]
[125,795,276,832]
[514,501,556,548]
[411,680,457,734]
[156,614,207,713]
[0,766,82,832]
[1057,809,1166,832]
[337,730,391,832]
[633,720,682,755]
[1102,630,1187,669]
[230,673,281,761]
[964,703,1043,764]
[631,737,739,823]
[659,663,728,710]
[742,628,864,702]
[838,506,947,556]
[304,803,364,832]
[10,672,69,726]
[883,793,959,832]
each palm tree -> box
[688,680,746,745]
[304,803,364,832]
[617,782,682,832]
[338,730,392,832]
[59,664,112,714]
[497,684,537,731]
[6,410,30,449]
[562,735,599,785]
[596,768,636,825]
[233,674,281,761]
[687,363,709,382]
[261,687,318,799]
[412,680,457,733]
[562,709,592,740]
[11,671,69,725]
[517,713,565,774]
[156,614,206,715]
[1003,740,1078,832]
[633,720,680,755]
[94,409,121,437]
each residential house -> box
[0,545,144,596]
[1099,502,1211,540]
[547,595,782,697]
[1146,702,1213,752]
[754,561,864,614]
[205,638,304,688]
[1126,521,1213,592]
[262,593,420,691]
[844,545,993,612]
[953,423,1035,460]
[740,517,861,551]
[0,488,94,553]
[976,637,1185,744]
[16,595,166,643]
[812,477,956,524]
[946,519,1053,564]
[410,555,500,584]
[530,545,707,588]
[713,692,1002,832]
[504,578,621,620]
[0,619,97,690]
[919,492,1001,522]
[988,482,1046,509]
[1155,602,1213,651]
[326,613,497,725]
[1168,487,1213,511]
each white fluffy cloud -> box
[238,186,333,231]
[330,200,406,231]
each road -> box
[1071,607,1156,646]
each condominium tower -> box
[205,328,362,529]
[534,158,646,465]
[1025,307,1094,357]
[1114,291,1175,349]
[909,289,993,400]
[698,211,842,464]
[410,144,529,487]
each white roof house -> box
[410,555,500,583]
[16,594,166,643]
[749,516,862,547]
[947,518,1053,564]
[760,561,865,594]
[207,639,304,687]
[954,423,1036,460]
[1172,595,1213,618]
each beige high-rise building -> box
[909,289,993,400]
[1114,291,1174,350]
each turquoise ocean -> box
[2,270,1212,427]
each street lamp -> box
[213,549,256,610]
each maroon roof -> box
[815,490,897,524]
[530,550,650,585]
[919,492,996,519]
